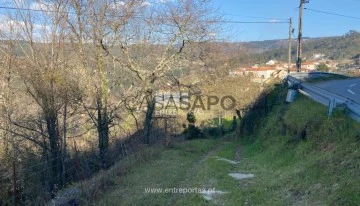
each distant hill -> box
[222,30,360,68]
[2,30,359,71]
[301,30,360,60]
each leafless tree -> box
[0,0,220,201]
[99,0,219,144]
[0,0,83,194]
[65,0,139,168]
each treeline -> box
[0,0,219,204]
[225,30,360,67]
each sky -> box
[0,0,359,42]
[212,0,360,41]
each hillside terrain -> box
[1,10,359,204]
[61,84,360,205]
[222,30,360,68]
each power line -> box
[0,5,136,16]
[215,12,288,21]
[210,20,289,24]
[0,5,66,13]
[0,5,290,22]
[0,5,290,24]
[304,8,360,20]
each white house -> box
[302,61,317,70]
[229,69,245,77]
[244,67,275,79]
[312,53,325,59]
[266,60,277,66]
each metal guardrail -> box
[287,72,360,122]
[289,71,348,80]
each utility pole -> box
[288,17,293,74]
[296,0,309,72]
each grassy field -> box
[88,86,360,205]
[94,138,234,205]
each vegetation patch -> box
[237,84,360,205]
[89,84,360,205]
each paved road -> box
[315,78,360,104]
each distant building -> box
[312,53,325,59]
[244,67,275,79]
[229,69,245,77]
[302,61,317,70]
[265,60,277,66]
[229,67,276,79]
[229,60,320,79]
[289,65,312,73]
[281,63,293,68]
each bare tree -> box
[65,0,138,168]
[0,0,83,195]
[100,0,219,144]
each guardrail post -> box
[286,83,299,103]
[327,98,336,117]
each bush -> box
[186,124,203,140]
[183,111,203,139]
[186,111,196,124]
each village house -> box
[229,60,321,79]
[312,53,325,59]
[229,67,275,79]
[265,59,277,66]
[244,66,275,79]
[302,61,317,70]
[229,69,245,77]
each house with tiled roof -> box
[244,66,276,79]
[229,69,245,77]
[302,61,318,70]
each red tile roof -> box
[302,61,316,65]
[245,67,275,71]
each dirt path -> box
[234,143,242,162]
[167,140,225,205]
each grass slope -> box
[95,139,228,205]
[93,85,359,206]
[238,88,360,205]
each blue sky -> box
[1,0,359,42]
[213,0,360,41]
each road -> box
[315,78,360,104]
